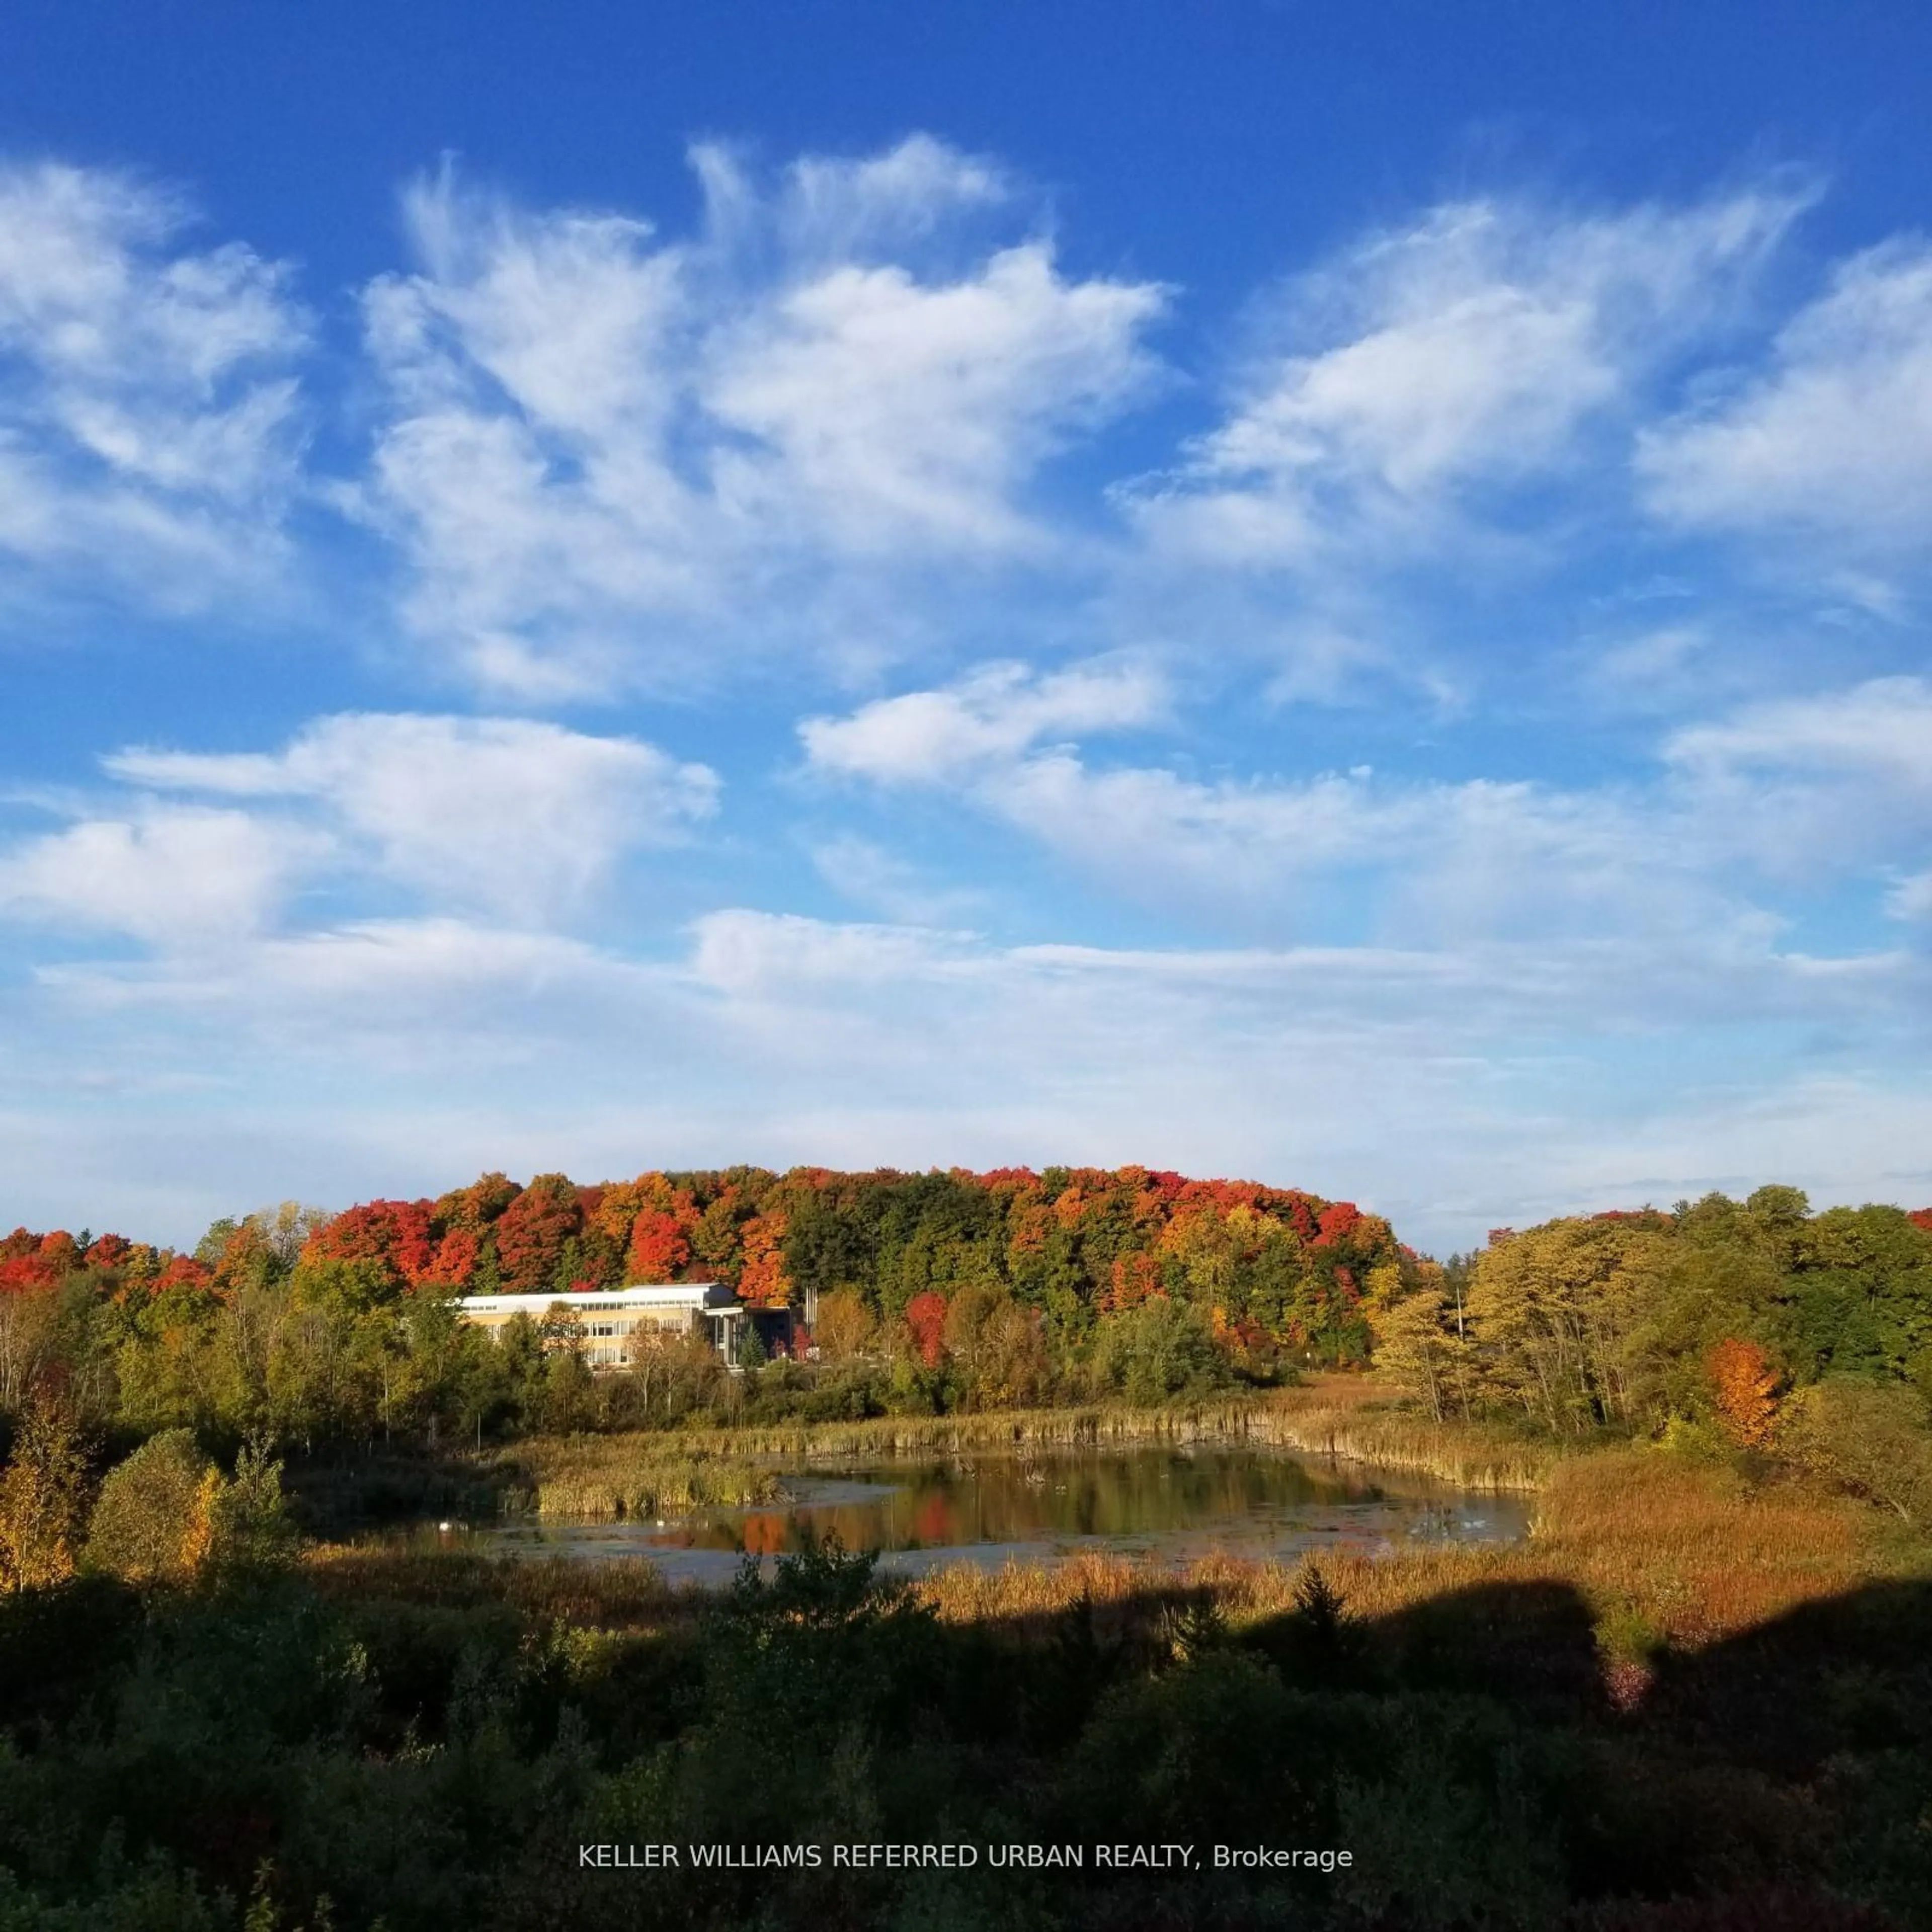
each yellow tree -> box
[977,1300,1051,1409]
[813,1289,875,1363]
[0,1389,90,1592]
[1372,1286,1456,1423]
[1464,1219,1668,1433]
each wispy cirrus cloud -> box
[1661,676,1932,882]
[800,662,1932,946]
[1665,674,1932,789]
[16,894,1927,1252]
[8,136,1932,1252]
[354,139,1167,697]
[1640,238,1932,567]
[799,656,1167,783]
[0,162,310,612]
[798,658,1664,936]
[1123,182,1812,571]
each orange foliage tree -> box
[300,1199,436,1296]
[1707,1336,1779,1446]
[737,1212,792,1308]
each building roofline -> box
[454,1283,745,1313]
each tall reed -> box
[494,1385,1554,1502]
[479,1438,785,1520]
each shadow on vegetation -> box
[4,1538,1928,1931]
[1640,1579,1932,1780]
[278,1443,525,1537]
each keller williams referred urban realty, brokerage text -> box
[579,1844,1356,1873]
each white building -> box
[456,1282,748,1369]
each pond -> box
[471,1444,1531,1584]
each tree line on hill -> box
[0,1167,1401,1457]
[3,1167,1931,1518]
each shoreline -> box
[431,1387,1556,1524]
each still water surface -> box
[478,1445,1529,1584]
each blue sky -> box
[4,1,1931,1252]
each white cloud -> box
[800,657,1166,783]
[0,710,715,961]
[657,912,1932,1249]
[106,712,719,924]
[999,753,1732,944]
[1129,184,1807,567]
[688,908,971,998]
[43,916,650,1020]
[10,151,1932,1252]
[0,805,322,947]
[1586,622,1709,693]
[1640,238,1932,557]
[7,891,1929,1253]
[1666,675,1932,788]
[693,134,1008,266]
[1663,677,1932,879]
[356,142,1166,695]
[800,661,1932,946]
[704,246,1160,556]
[800,662,1716,940]
[0,162,309,607]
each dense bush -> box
[1776,1378,1932,1524]
[84,1429,216,1582]
[1090,1296,1232,1405]
[83,1433,294,1585]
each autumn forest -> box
[5,1165,1932,1480]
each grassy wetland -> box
[55,1425,1912,1932]
[472,1383,1557,1524]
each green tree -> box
[1777,1377,1932,1522]
[84,1427,217,1582]
[205,1438,295,1569]
[737,1319,769,1371]
[1465,1219,1671,1433]
[1092,1297,1228,1405]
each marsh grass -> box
[295,1425,1931,1834]
[476,1378,1554,1520]
[629,1399,1273,1459]
[468,1400,1286,1521]
[307,1541,706,1632]
[420,1387,1921,1677]
[1250,1385,1558,1489]
[908,1440,1911,1658]
[307,1446,1909,1698]
[1524,1446,1882,1643]
[476,1437,787,1520]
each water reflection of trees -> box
[709,1449,1524,1559]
